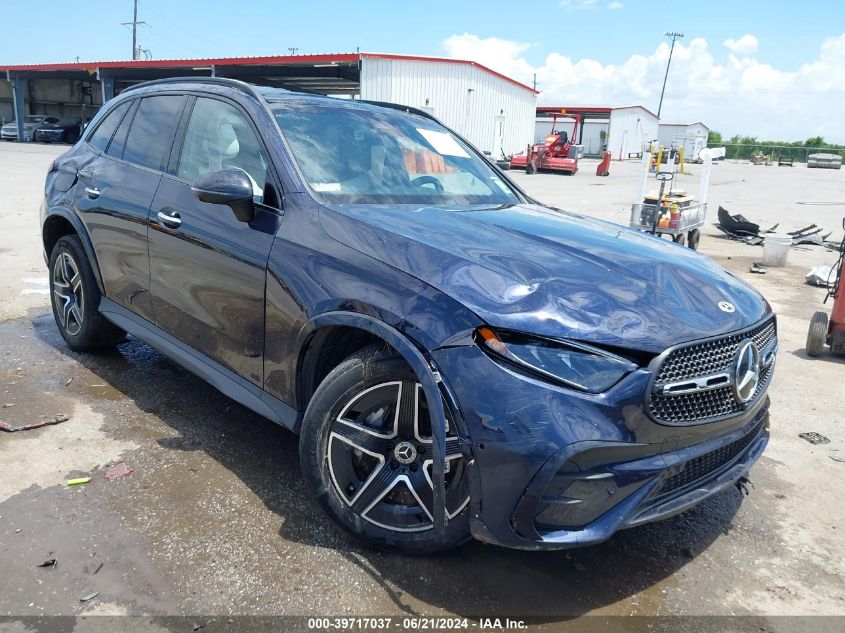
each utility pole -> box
[122,0,146,60]
[657,31,683,120]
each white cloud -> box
[724,34,759,56]
[559,0,599,9]
[442,32,845,142]
[608,2,624,9]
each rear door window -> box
[87,101,132,152]
[106,101,137,159]
[123,95,187,171]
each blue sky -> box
[2,0,844,140]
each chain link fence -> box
[708,143,845,163]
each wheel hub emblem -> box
[732,340,761,403]
[394,441,417,464]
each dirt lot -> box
[1,142,843,625]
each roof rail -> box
[121,76,268,102]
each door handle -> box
[84,186,100,199]
[157,210,182,229]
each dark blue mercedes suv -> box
[41,78,776,553]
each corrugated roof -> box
[0,52,538,95]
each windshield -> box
[56,118,80,126]
[26,116,46,123]
[273,101,519,205]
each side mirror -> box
[191,168,254,223]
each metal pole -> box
[122,0,145,61]
[657,32,684,119]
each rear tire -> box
[49,235,125,352]
[806,311,829,357]
[299,344,471,554]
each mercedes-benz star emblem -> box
[732,340,761,404]
[718,301,736,313]
[394,441,417,465]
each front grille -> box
[648,318,776,425]
[656,420,764,496]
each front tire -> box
[299,345,471,554]
[49,235,124,352]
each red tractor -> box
[509,112,581,175]
[806,219,845,357]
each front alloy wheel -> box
[327,380,469,532]
[300,345,471,553]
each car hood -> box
[318,203,769,353]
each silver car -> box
[1,115,59,141]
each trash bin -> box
[762,233,792,267]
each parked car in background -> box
[1,115,59,141]
[34,117,89,144]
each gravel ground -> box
[0,142,843,627]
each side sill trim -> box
[98,297,297,431]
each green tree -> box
[805,136,825,147]
[708,130,723,145]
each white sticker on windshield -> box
[490,177,511,193]
[313,182,341,192]
[417,128,470,158]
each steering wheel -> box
[411,175,444,193]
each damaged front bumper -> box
[432,343,770,550]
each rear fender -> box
[42,206,105,295]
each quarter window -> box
[123,96,186,171]
[87,101,131,152]
[177,97,269,200]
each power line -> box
[657,31,683,120]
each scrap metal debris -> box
[715,206,836,247]
[64,377,73,387]
[798,432,831,445]
[66,477,92,486]
[750,263,768,274]
[0,414,69,433]
[103,460,134,481]
[37,559,57,569]
[79,592,99,603]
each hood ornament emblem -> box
[718,301,736,313]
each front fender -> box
[301,310,454,533]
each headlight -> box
[476,327,637,393]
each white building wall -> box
[360,57,536,158]
[607,107,658,159]
[658,123,710,158]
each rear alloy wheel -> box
[52,251,85,337]
[300,346,471,553]
[49,235,125,351]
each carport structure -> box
[1,53,538,155]
[0,53,363,141]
